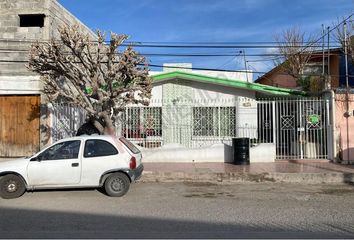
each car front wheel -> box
[104,172,130,197]
[0,174,26,199]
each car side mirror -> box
[30,157,41,162]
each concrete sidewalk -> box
[142,161,354,184]
[1,157,354,184]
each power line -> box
[0,49,346,57]
[253,12,354,78]
[128,41,340,45]
[1,59,351,78]
[300,12,354,53]
[0,38,340,45]
[1,12,352,79]
[0,39,341,49]
[0,14,349,54]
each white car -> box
[0,135,143,199]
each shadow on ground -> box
[0,207,352,239]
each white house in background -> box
[119,63,305,163]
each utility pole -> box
[322,24,325,76]
[243,50,249,83]
[322,24,327,90]
[327,26,331,89]
[344,21,350,162]
[345,22,350,91]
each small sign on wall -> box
[307,114,320,125]
[242,101,252,107]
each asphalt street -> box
[0,182,354,239]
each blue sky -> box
[58,0,353,79]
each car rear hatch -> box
[118,137,142,167]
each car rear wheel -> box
[104,173,130,197]
[0,174,26,199]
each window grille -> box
[193,107,236,137]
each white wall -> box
[141,143,275,163]
[236,97,258,138]
[149,85,163,106]
[190,81,255,102]
[194,70,252,83]
[153,63,253,82]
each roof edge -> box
[152,71,306,96]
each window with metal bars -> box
[122,107,162,138]
[192,107,236,137]
[122,108,141,138]
[143,107,162,137]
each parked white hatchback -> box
[0,135,143,199]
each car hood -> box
[0,158,30,172]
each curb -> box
[141,171,354,184]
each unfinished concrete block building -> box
[0,0,94,157]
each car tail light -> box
[129,156,136,170]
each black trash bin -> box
[232,138,250,165]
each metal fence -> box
[121,105,249,149]
[257,98,330,159]
[51,97,331,160]
[50,103,87,142]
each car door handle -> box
[72,163,79,167]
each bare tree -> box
[333,18,354,61]
[274,27,316,80]
[28,25,152,135]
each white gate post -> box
[272,101,276,145]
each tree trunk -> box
[92,119,105,135]
[100,112,116,135]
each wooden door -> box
[0,95,40,157]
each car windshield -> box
[119,137,140,154]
